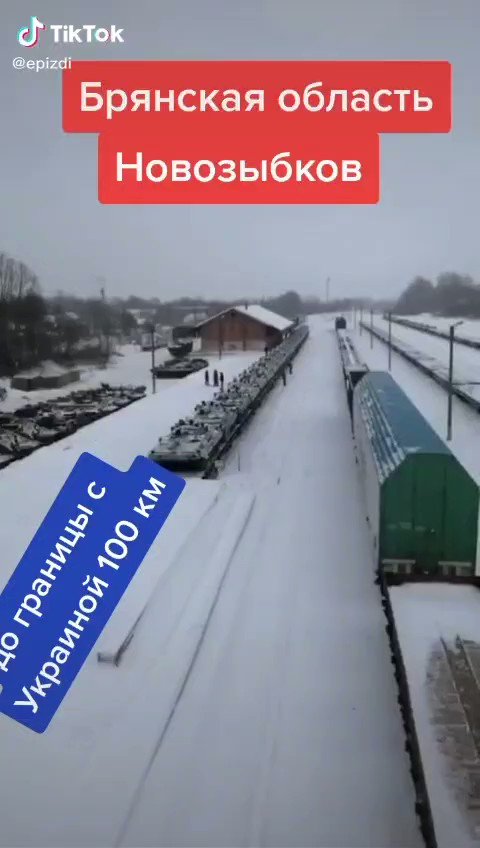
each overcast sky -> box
[0,0,478,302]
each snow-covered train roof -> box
[358,371,451,457]
[355,371,456,481]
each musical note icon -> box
[17,16,46,48]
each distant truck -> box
[335,316,347,330]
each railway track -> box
[386,316,480,351]
[360,321,480,415]
[334,324,480,847]
[427,634,480,836]
[379,572,438,848]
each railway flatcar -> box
[352,371,479,577]
[336,330,369,414]
[344,364,369,415]
[149,324,309,473]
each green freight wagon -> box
[352,371,479,576]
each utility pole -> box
[360,305,363,335]
[150,323,156,395]
[447,324,454,441]
[388,312,392,371]
[447,321,463,441]
[370,307,374,349]
[97,276,109,362]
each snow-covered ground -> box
[0,318,422,847]
[376,316,480,385]
[394,314,480,343]
[0,344,230,412]
[119,321,420,848]
[391,584,480,848]
[0,345,155,411]
[0,350,258,575]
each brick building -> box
[194,304,293,354]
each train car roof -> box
[356,370,452,458]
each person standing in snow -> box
[204,369,209,385]
[288,362,293,374]
[213,369,219,387]
[282,369,287,386]
[220,371,224,391]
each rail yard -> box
[1,314,480,847]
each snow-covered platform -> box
[391,583,480,848]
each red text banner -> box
[98,124,380,205]
[63,60,451,134]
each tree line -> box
[394,272,480,317]
[0,251,44,375]
[0,252,121,376]
[0,256,319,376]
[3,247,475,377]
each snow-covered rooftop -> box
[14,360,71,379]
[235,304,293,332]
[196,304,293,333]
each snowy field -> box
[0,317,422,848]
[0,343,234,412]
[394,314,480,343]
[0,344,158,411]
[391,584,480,848]
[375,316,480,386]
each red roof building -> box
[194,304,293,354]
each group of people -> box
[205,359,292,390]
[204,368,225,390]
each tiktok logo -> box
[17,16,46,47]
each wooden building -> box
[194,304,293,354]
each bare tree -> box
[0,251,45,374]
